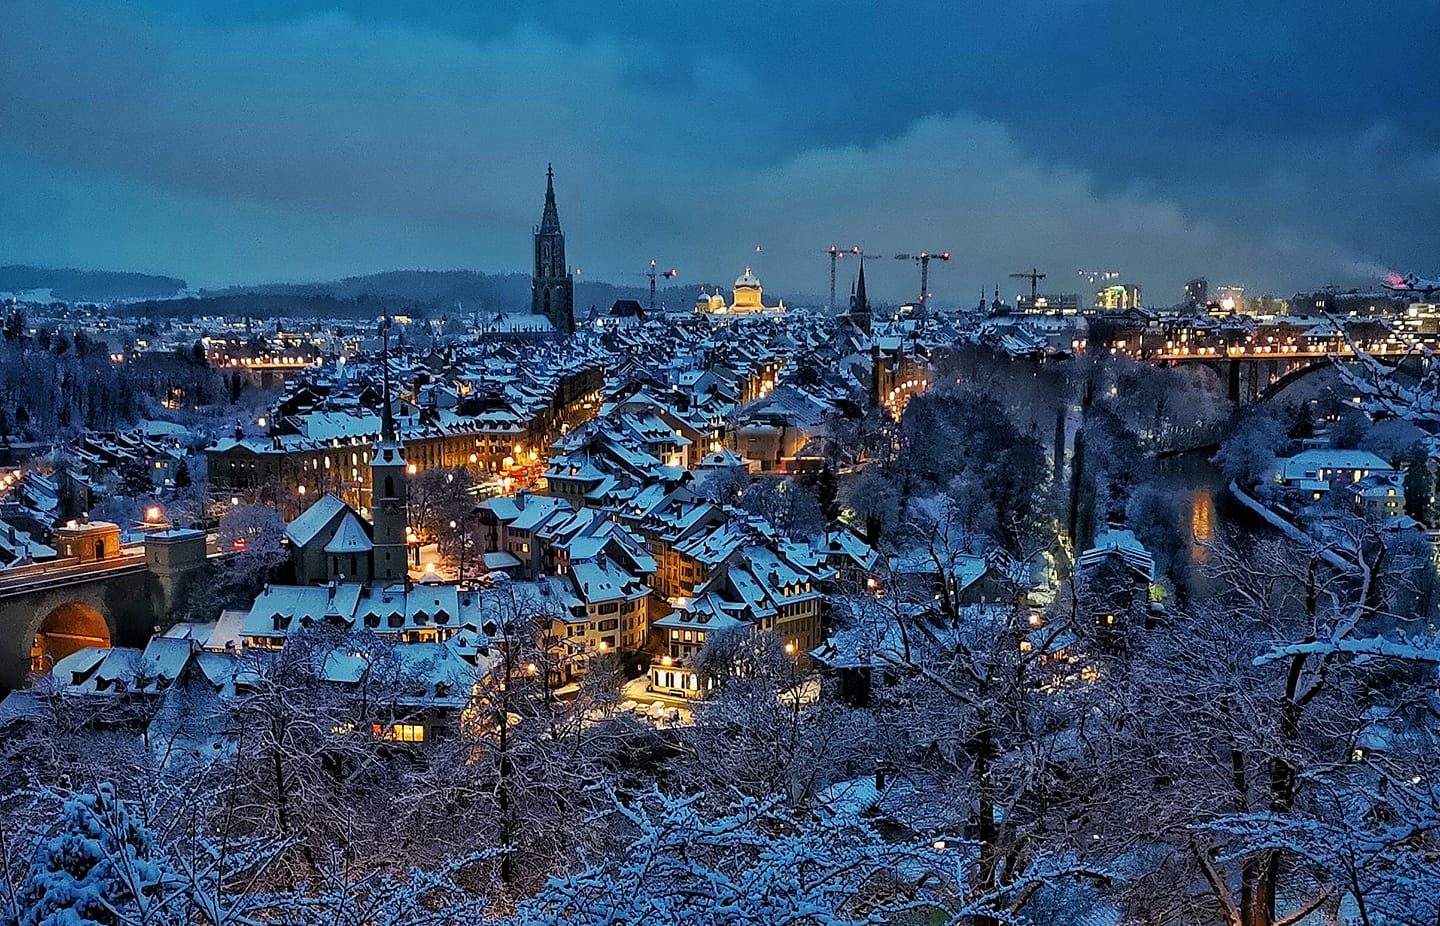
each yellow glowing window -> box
[373,723,425,743]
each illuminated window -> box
[373,723,425,743]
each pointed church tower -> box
[849,256,872,337]
[532,164,575,335]
[370,324,409,583]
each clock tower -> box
[370,326,409,584]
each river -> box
[1154,449,1271,595]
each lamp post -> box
[449,519,466,584]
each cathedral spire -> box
[533,163,574,334]
[539,162,561,235]
[849,256,872,337]
[380,315,396,443]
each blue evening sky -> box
[2,0,1436,303]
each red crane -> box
[894,251,951,305]
[826,246,862,311]
[647,259,678,315]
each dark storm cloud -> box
[0,0,1435,300]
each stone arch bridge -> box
[0,530,209,693]
[1161,350,1422,403]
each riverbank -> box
[1227,479,1354,570]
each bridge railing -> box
[0,550,149,597]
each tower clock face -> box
[382,500,398,515]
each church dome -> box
[734,268,761,290]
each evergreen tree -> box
[2,306,24,341]
[813,460,840,524]
[1286,401,1314,440]
[173,458,192,490]
[1404,446,1434,526]
[10,785,175,926]
[117,457,154,499]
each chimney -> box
[517,489,529,510]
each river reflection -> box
[1190,489,1215,562]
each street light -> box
[448,519,469,584]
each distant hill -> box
[13,266,822,320]
[122,269,707,321]
[205,269,531,306]
[0,265,187,302]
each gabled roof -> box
[323,512,374,554]
[569,559,645,605]
[285,493,352,548]
[1077,527,1155,582]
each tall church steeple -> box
[370,320,409,584]
[532,163,575,335]
[849,257,872,337]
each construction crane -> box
[894,251,950,305]
[825,246,862,310]
[1011,267,1047,305]
[646,259,678,315]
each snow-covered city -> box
[2,3,1439,924]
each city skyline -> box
[3,0,1438,304]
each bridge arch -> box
[0,584,128,692]
[1254,354,1418,404]
[1256,358,1337,403]
[30,601,112,675]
